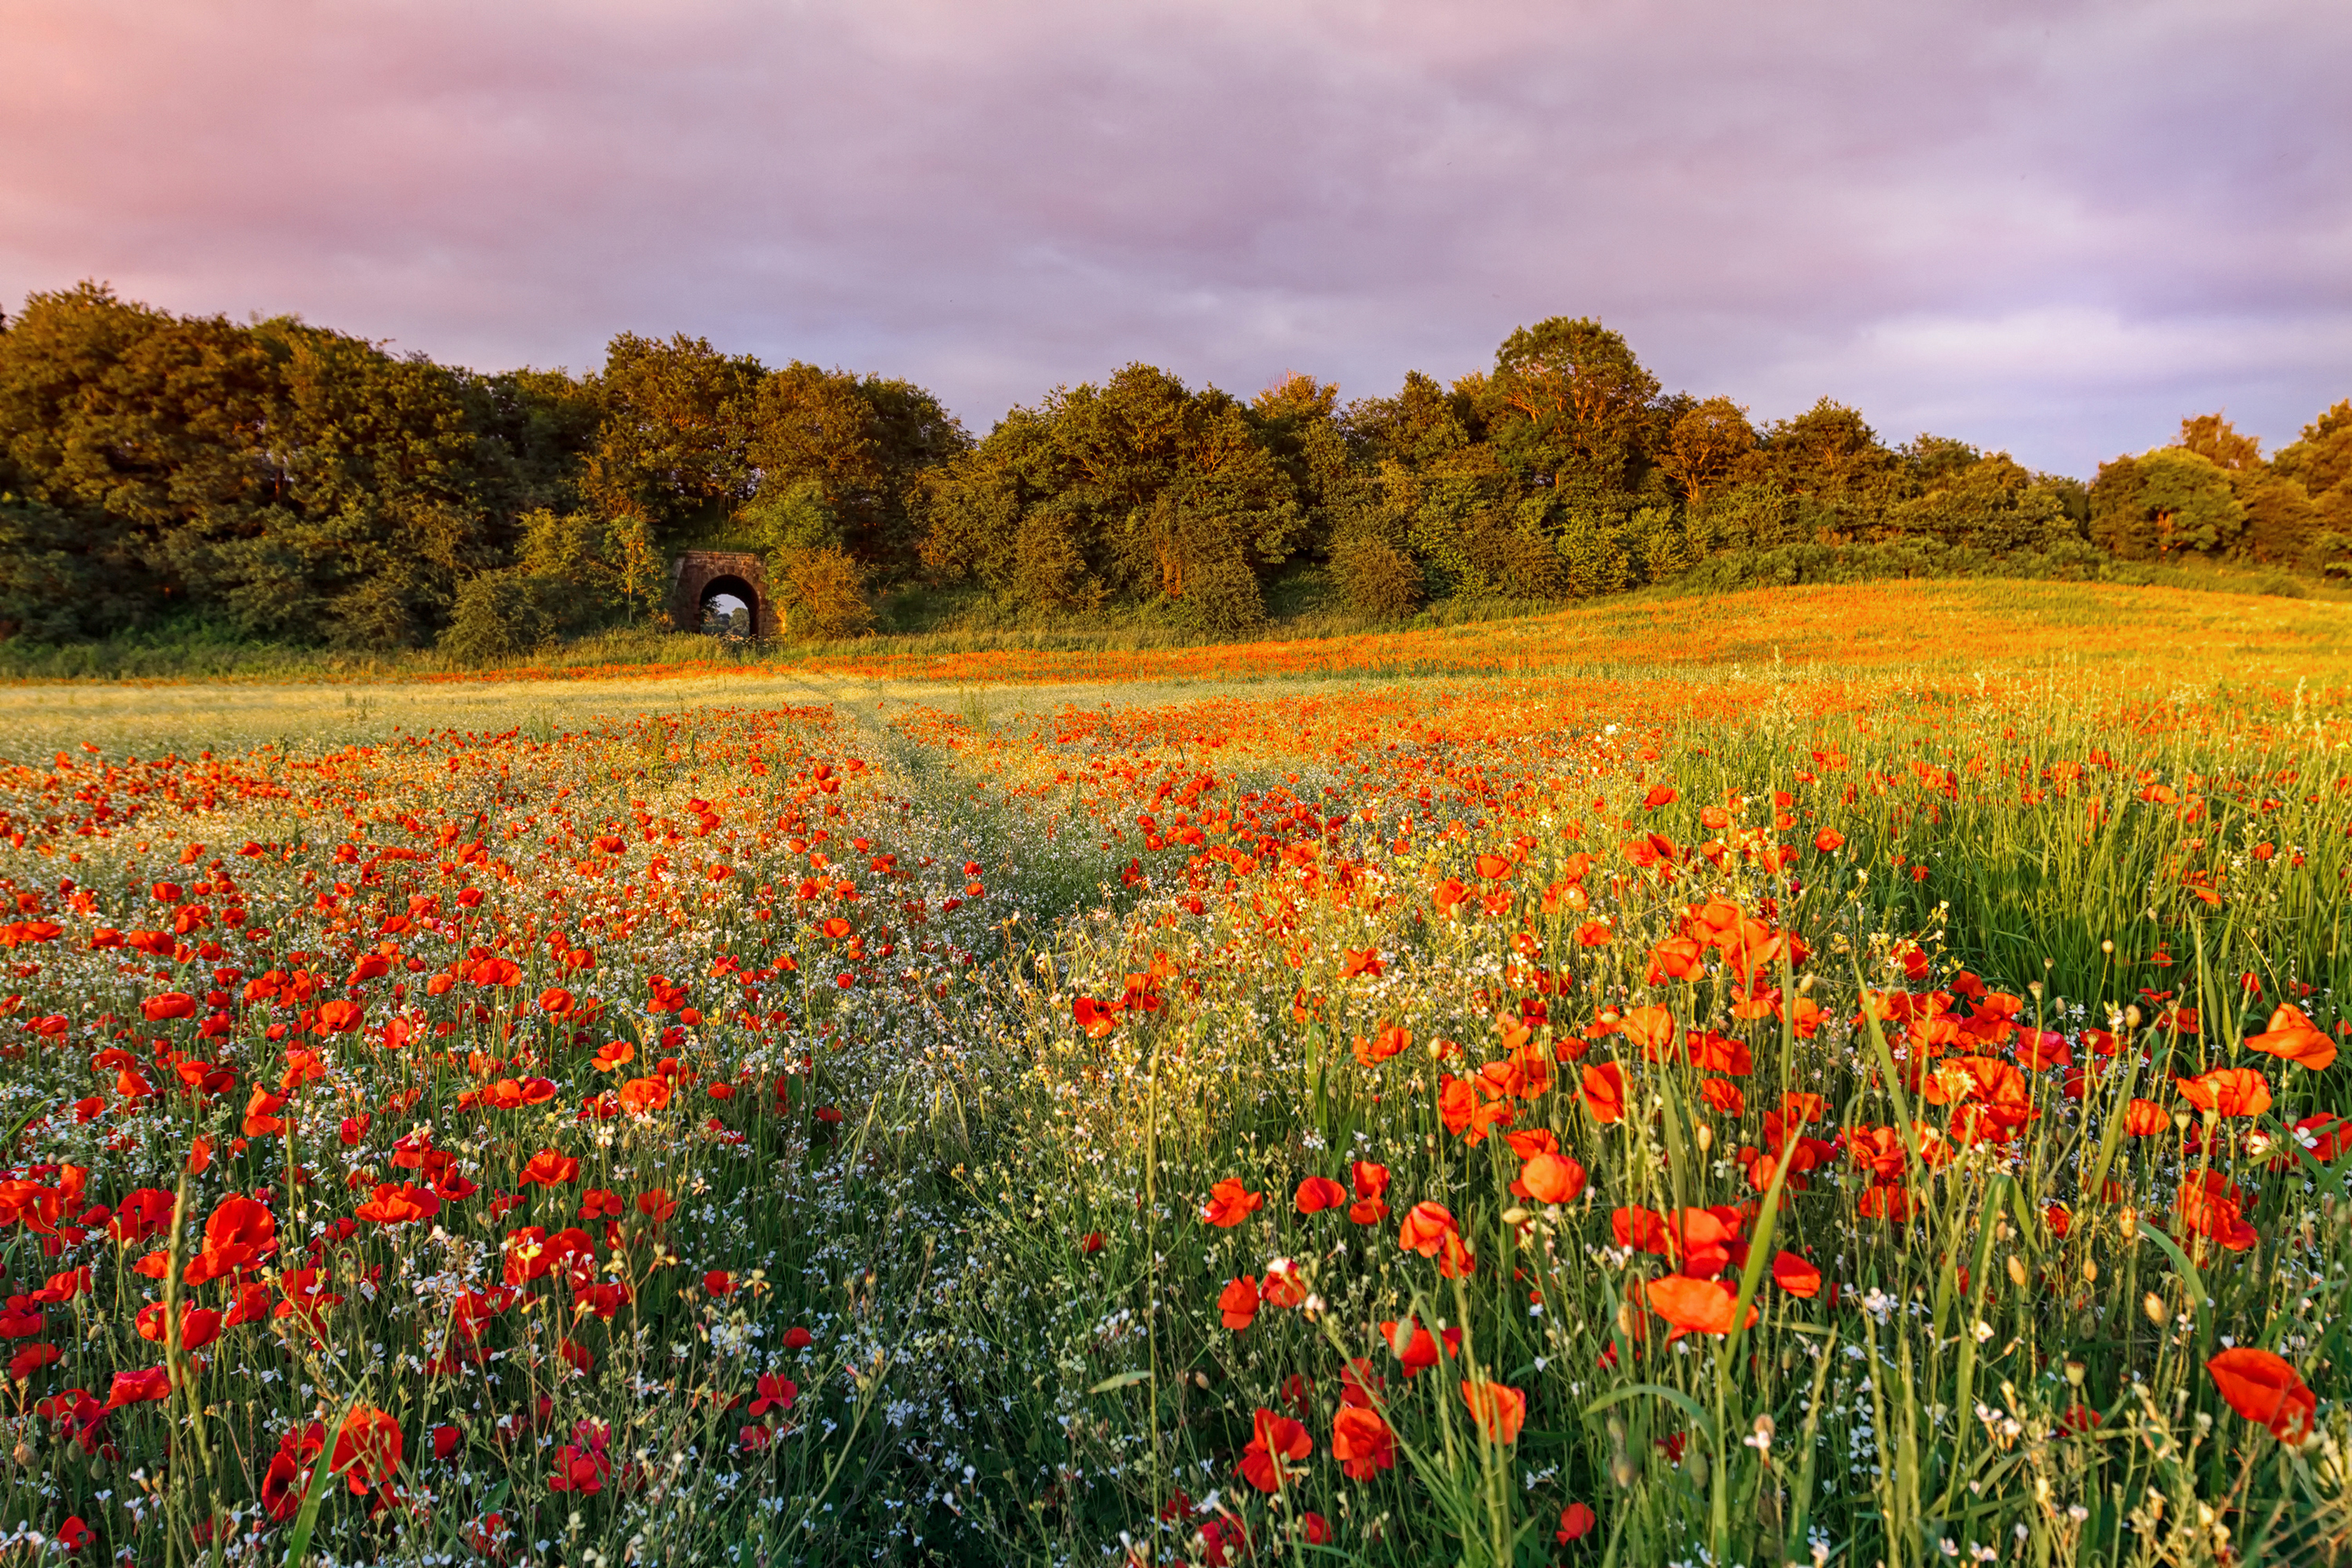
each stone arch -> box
[670,550,776,637]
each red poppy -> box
[104,1366,172,1408]
[1557,1502,1598,1543]
[1348,1161,1391,1224]
[134,1303,222,1351]
[1380,1316,1461,1375]
[355,1183,441,1225]
[1642,1276,1756,1337]
[1513,1152,1588,1206]
[2246,1004,2337,1071]
[1238,1407,1312,1493]
[1770,1251,1822,1298]
[333,1406,403,1494]
[1202,1178,1264,1228]
[187,1195,277,1285]
[1295,1176,1348,1213]
[1218,1276,1261,1330]
[1461,1378,1526,1443]
[749,1373,798,1417]
[1581,1062,1628,1123]
[2123,1098,2169,1137]
[1331,1406,1396,1479]
[518,1149,581,1187]
[2207,1347,2315,1442]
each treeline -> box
[2,281,2347,652]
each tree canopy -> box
[2,285,2342,650]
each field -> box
[0,579,2347,1567]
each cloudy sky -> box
[3,0,2347,474]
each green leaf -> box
[2137,1223,2209,1312]
[1583,1381,1717,1443]
[1088,1370,1152,1394]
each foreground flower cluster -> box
[0,654,2346,1566]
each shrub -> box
[778,546,875,640]
[1329,535,1424,618]
[438,570,551,665]
[1165,549,1267,634]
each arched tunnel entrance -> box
[669,551,775,637]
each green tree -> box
[2176,412,2262,471]
[2089,448,2246,559]
[916,364,1303,626]
[746,363,964,570]
[1755,399,1901,529]
[1655,396,1757,507]
[1486,317,1661,494]
[583,332,764,542]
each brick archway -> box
[670,550,776,636]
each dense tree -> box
[2,283,2345,649]
[744,362,964,569]
[917,364,1303,629]
[582,332,764,540]
[1656,397,1757,508]
[2089,448,2246,559]
[1486,317,1661,495]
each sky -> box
[3,0,2347,477]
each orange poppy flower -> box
[1512,1152,1588,1206]
[2122,1098,2169,1136]
[1352,1022,1410,1067]
[1261,1258,1309,1308]
[2176,1067,2270,1119]
[242,1087,289,1138]
[1642,1275,1756,1337]
[2176,1170,2259,1251]
[1397,1201,1459,1258]
[1581,1062,1628,1123]
[1347,1161,1390,1225]
[2246,1004,2336,1071]
[1461,1378,1526,1443]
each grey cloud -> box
[1,0,2346,471]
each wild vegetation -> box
[0,582,2345,1566]
[4,285,2348,664]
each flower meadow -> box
[0,623,2349,1566]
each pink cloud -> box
[3,0,2346,471]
